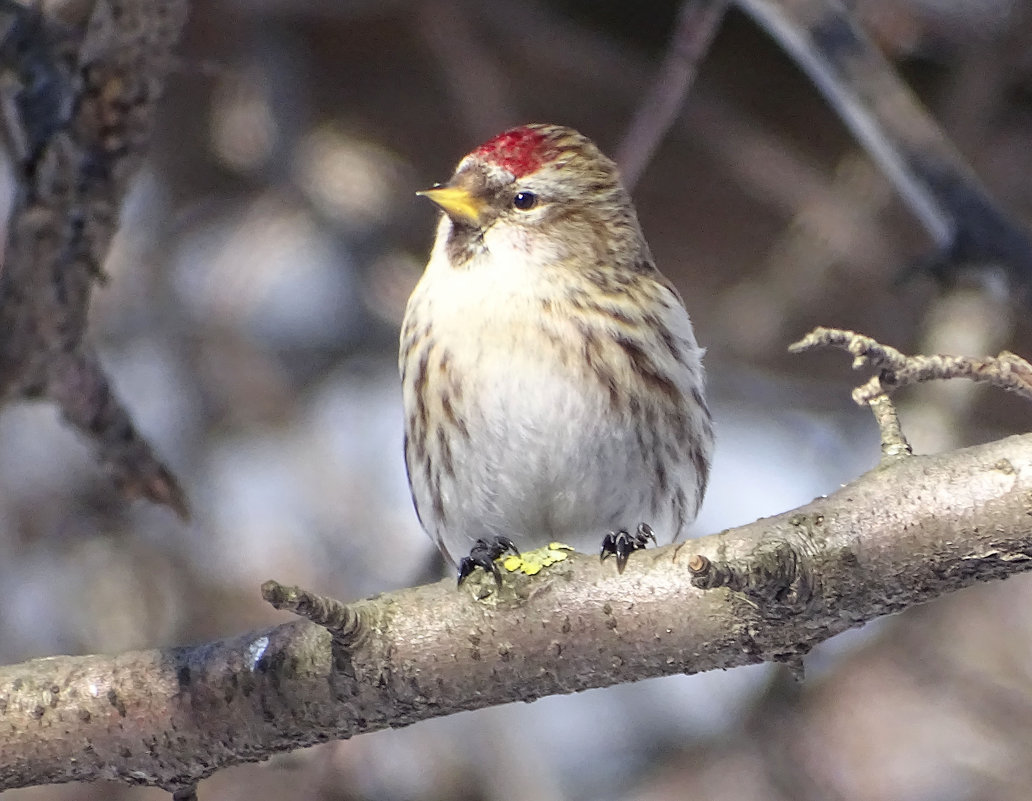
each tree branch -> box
[616,0,728,189]
[735,0,1032,296]
[0,0,190,517]
[4,431,1032,792]
[791,326,1032,406]
[789,326,1032,462]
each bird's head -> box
[419,124,646,268]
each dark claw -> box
[457,536,520,586]
[600,523,656,573]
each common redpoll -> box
[400,124,713,582]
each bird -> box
[399,123,713,584]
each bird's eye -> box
[512,191,537,210]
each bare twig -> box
[261,580,364,644]
[616,0,728,189]
[867,393,912,460]
[790,326,1031,459]
[416,0,516,143]
[790,326,1032,405]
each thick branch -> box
[4,433,1032,792]
[0,0,189,516]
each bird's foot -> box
[600,523,656,573]
[457,536,520,587]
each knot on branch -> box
[262,580,364,646]
[171,785,198,801]
[688,534,818,617]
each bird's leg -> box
[600,523,656,573]
[457,536,520,586]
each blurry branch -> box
[544,0,1032,297]
[0,0,189,516]
[5,423,1032,792]
[616,0,728,189]
[735,0,1032,297]
[416,0,516,143]
[482,1,893,273]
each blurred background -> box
[4,0,1032,799]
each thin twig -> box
[790,326,1032,405]
[616,0,728,189]
[867,394,912,460]
[261,580,364,644]
[416,0,516,143]
[790,326,1032,456]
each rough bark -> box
[0,0,189,516]
[3,432,1032,793]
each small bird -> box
[400,124,713,583]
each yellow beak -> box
[417,185,486,227]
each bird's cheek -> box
[482,221,526,253]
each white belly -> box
[439,353,655,555]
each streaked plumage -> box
[400,124,713,570]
